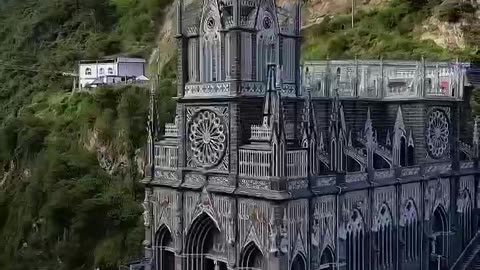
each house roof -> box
[79,56,146,65]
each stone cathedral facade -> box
[141,1,480,270]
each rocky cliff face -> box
[303,0,390,25]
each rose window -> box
[206,16,216,31]
[426,109,449,159]
[263,16,272,29]
[189,110,227,167]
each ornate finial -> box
[386,130,391,146]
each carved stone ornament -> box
[142,189,152,227]
[426,109,450,159]
[188,110,227,167]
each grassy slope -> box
[302,0,480,61]
[0,0,175,270]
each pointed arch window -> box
[403,199,419,262]
[85,67,92,76]
[400,136,407,166]
[374,204,393,269]
[201,15,221,82]
[346,209,365,270]
[257,11,276,82]
[459,190,473,247]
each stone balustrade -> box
[304,60,469,101]
[286,150,308,179]
[154,144,178,170]
[239,149,271,179]
[250,125,271,141]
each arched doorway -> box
[240,242,265,270]
[320,246,335,270]
[429,206,448,270]
[155,225,175,270]
[185,213,224,270]
[291,254,307,270]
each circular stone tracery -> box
[189,110,227,167]
[263,16,272,29]
[426,109,449,159]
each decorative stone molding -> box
[288,180,308,190]
[400,167,421,177]
[209,175,230,186]
[239,178,270,190]
[156,170,178,182]
[185,82,230,97]
[185,173,206,185]
[314,176,336,187]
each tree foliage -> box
[0,0,176,270]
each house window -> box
[99,68,104,75]
[108,68,114,75]
[85,68,92,76]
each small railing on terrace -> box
[250,125,271,141]
[238,149,308,179]
[239,149,271,178]
[286,150,308,179]
[154,144,178,169]
[304,60,468,100]
[164,123,178,137]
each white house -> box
[78,57,147,88]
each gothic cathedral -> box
[142,1,480,270]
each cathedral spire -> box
[262,64,276,127]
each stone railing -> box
[185,82,230,97]
[239,149,271,179]
[154,144,178,170]
[240,81,266,96]
[164,123,178,137]
[286,150,308,179]
[238,148,307,179]
[250,124,271,141]
[304,60,468,101]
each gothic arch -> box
[346,208,366,270]
[431,205,448,258]
[320,245,335,270]
[240,241,265,270]
[374,203,393,269]
[402,199,419,262]
[459,189,473,247]
[155,225,175,270]
[199,2,222,82]
[291,253,307,270]
[255,4,279,82]
[185,212,222,270]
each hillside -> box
[0,0,480,270]
[302,0,480,60]
[0,1,176,270]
